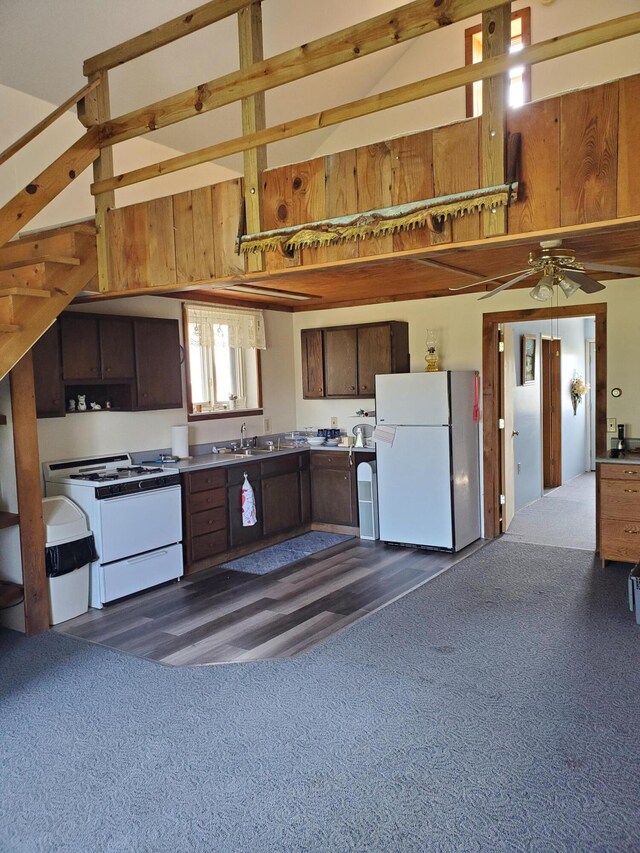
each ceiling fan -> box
[449,240,640,301]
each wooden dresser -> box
[597,461,640,566]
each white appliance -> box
[43,453,183,608]
[375,371,481,551]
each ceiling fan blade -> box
[582,261,640,276]
[478,270,535,300]
[562,270,606,294]
[448,268,531,292]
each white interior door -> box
[588,339,596,470]
[502,327,516,532]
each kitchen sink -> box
[229,448,276,457]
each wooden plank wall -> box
[102,75,640,291]
[107,179,243,291]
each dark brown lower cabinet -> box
[262,472,301,536]
[182,467,228,572]
[310,451,376,527]
[227,462,264,549]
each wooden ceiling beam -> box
[95,0,502,146]
[83,0,258,77]
[92,13,640,196]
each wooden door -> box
[32,323,65,418]
[301,329,324,398]
[133,318,183,410]
[501,327,516,532]
[324,328,357,397]
[542,338,562,488]
[357,324,391,396]
[60,315,100,380]
[99,317,135,379]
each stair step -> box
[17,220,96,241]
[0,255,80,272]
[0,287,50,299]
[0,323,21,332]
[0,262,54,290]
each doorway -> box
[482,304,606,540]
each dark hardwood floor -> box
[55,538,486,666]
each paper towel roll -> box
[171,425,189,459]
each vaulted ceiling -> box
[0,0,414,171]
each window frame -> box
[464,7,531,119]
[182,304,263,422]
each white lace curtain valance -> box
[186,304,266,350]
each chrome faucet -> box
[239,422,247,448]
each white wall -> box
[0,378,25,631]
[37,298,295,464]
[313,0,640,158]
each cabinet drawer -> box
[600,519,640,563]
[190,529,228,562]
[599,463,640,481]
[600,480,640,521]
[261,453,300,478]
[189,487,226,514]
[310,451,352,470]
[186,468,226,493]
[191,506,227,537]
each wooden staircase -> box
[0,222,98,382]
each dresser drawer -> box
[185,467,226,493]
[190,529,228,562]
[191,506,227,537]
[599,463,640,482]
[600,519,640,563]
[600,479,640,522]
[189,487,226,514]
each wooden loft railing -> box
[0,80,100,168]
[79,0,640,293]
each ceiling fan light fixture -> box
[530,275,554,302]
[558,274,581,298]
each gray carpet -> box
[219,531,354,574]
[506,472,596,550]
[1,540,639,853]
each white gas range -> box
[43,453,183,608]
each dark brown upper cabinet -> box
[133,318,183,410]
[324,328,358,397]
[301,328,325,398]
[60,314,135,381]
[35,312,182,417]
[33,324,65,418]
[301,321,409,399]
[60,315,101,381]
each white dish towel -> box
[241,473,257,527]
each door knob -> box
[511,430,519,437]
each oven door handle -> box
[126,550,169,565]
[101,486,180,503]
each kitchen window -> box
[183,303,265,420]
[465,8,531,118]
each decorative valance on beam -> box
[237,183,519,254]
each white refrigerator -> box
[375,371,481,551]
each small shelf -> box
[0,581,23,609]
[0,511,19,530]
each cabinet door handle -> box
[624,489,639,493]
[624,528,640,534]
[624,471,638,475]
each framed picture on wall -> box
[521,334,536,385]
